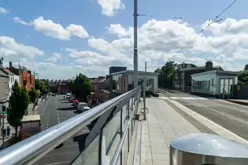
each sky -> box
[0,0,248,79]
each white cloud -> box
[0,36,44,61]
[18,61,106,79]
[15,17,89,40]
[6,17,248,79]
[204,18,248,36]
[32,17,71,40]
[97,0,125,16]
[13,17,32,26]
[107,24,132,37]
[45,53,62,63]
[89,18,248,72]
[66,47,130,67]
[0,7,9,14]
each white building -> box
[191,70,238,98]
[3,68,20,99]
[111,70,158,93]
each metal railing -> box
[0,87,141,165]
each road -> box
[160,90,248,141]
[33,95,89,165]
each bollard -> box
[170,133,248,165]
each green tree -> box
[244,64,248,71]
[238,71,248,85]
[35,79,49,93]
[8,81,30,137]
[155,61,176,88]
[71,74,92,101]
[29,88,38,112]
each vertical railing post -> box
[120,108,123,165]
[127,100,130,152]
[130,96,134,134]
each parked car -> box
[66,93,71,99]
[77,102,90,112]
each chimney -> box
[9,62,12,68]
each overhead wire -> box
[187,0,237,45]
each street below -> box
[33,95,89,165]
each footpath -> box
[138,97,248,165]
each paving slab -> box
[141,98,200,165]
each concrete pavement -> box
[139,96,248,165]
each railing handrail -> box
[0,88,140,165]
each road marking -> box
[159,96,169,100]
[43,161,70,165]
[57,111,60,124]
[168,99,248,144]
[55,96,61,124]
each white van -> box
[66,93,71,99]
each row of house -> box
[0,60,35,104]
[89,76,110,103]
[89,66,159,103]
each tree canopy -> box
[155,61,176,88]
[35,79,49,93]
[238,71,248,85]
[8,81,30,137]
[70,73,92,101]
[29,88,38,104]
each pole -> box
[143,62,147,120]
[1,105,4,149]
[183,62,185,92]
[133,0,138,88]
[145,62,147,72]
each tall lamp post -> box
[133,0,138,88]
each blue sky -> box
[0,0,247,79]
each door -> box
[220,78,233,99]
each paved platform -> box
[140,97,248,165]
[141,98,200,165]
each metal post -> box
[143,80,146,120]
[145,62,147,72]
[1,105,4,149]
[127,101,130,152]
[183,62,185,92]
[133,0,138,88]
[120,108,123,165]
[143,62,147,120]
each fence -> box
[0,87,141,165]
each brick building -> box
[9,62,35,91]
[90,76,110,103]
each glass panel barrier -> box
[71,134,100,165]
[103,110,121,161]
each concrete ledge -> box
[168,99,248,144]
[227,99,248,106]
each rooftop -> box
[0,69,9,77]
[3,68,16,76]
[111,70,158,76]
[191,70,238,77]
